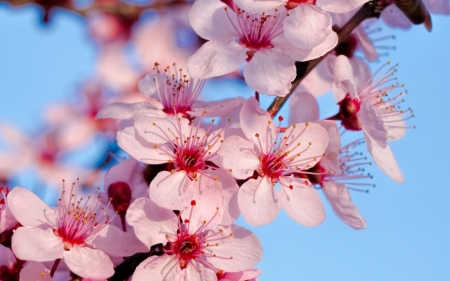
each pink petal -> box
[0,203,19,234]
[288,90,319,124]
[358,101,387,148]
[126,198,178,249]
[0,244,16,267]
[354,26,379,62]
[279,176,325,226]
[238,178,281,226]
[191,97,245,118]
[364,131,404,183]
[206,225,262,272]
[317,0,368,13]
[297,58,333,98]
[300,30,338,61]
[214,169,240,226]
[380,4,412,29]
[95,102,154,120]
[239,97,277,151]
[189,0,240,41]
[322,181,366,229]
[284,4,332,49]
[150,170,196,210]
[132,255,182,281]
[63,246,114,279]
[103,158,144,195]
[233,0,284,13]
[316,120,341,173]
[117,126,170,164]
[383,110,407,141]
[424,0,450,14]
[220,268,262,281]
[20,262,52,281]
[7,186,54,228]
[87,225,147,257]
[187,40,246,79]
[186,261,216,281]
[333,55,357,97]
[218,135,260,179]
[243,48,296,96]
[133,114,189,144]
[12,227,63,262]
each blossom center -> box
[174,147,205,178]
[337,93,362,131]
[285,0,316,10]
[172,232,203,268]
[258,153,287,182]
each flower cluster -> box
[1,0,442,279]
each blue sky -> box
[1,3,449,280]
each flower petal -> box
[364,131,404,183]
[63,246,114,279]
[7,186,54,228]
[206,225,262,272]
[95,102,154,120]
[358,100,387,148]
[322,181,366,229]
[187,40,246,79]
[12,227,63,262]
[243,48,296,97]
[288,90,319,124]
[238,178,281,226]
[126,198,178,248]
[279,177,325,226]
[191,97,245,118]
[317,0,368,13]
[132,255,182,281]
[284,4,332,49]
[189,0,240,41]
[88,225,147,257]
[218,135,260,179]
[239,97,277,150]
[150,170,196,210]
[333,55,357,98]
[20,262,52,281]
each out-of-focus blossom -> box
[0,187,18,235]
[0,244,22,280]
[8,183,146,279]
[218,97,328,226]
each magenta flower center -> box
[258,153,287,181]
[174,148,205,178]
[55,182,111,249]
[226,7,284,61]
[286,0,316,10]
[172,232,204,269]
[153,64,205,117]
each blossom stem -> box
[50,258,61,277]
[267,1,381,118]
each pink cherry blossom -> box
[331,55,413,182]
[0,187,19,234]
[218,97,328,226]
[234,0,367,50]
[126,192,262,281]
[117,114,239,223]
[187,0,338,96]
[0,244,22,280]
[96,63,244,120]
[8,182,146,279]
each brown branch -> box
[267,1,381,117]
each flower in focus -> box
[187,0,337,96]
[126,191,262,281]
[8,182,146,279]
[218,97,328,226]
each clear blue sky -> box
[1,4,449,280]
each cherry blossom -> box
[218,97,328,226]
[96,64,244,121]
[187,0,338,96]
[331,55,413,182]
[0,187,18,235]
[117,113,239,223]
[126,191,262,281]
[8,182,146,279]
[0,244,23,281]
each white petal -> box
[279,177,325,226]
[238,178,281,226]
[63,246,114,279]
[322,181,366,229]
[150,171,196,210]
[358,101,387,148]
[132,255,182,281]
[333,55,357,97]
[364,131,404,183]
[218,135,260,179]
[317,0,368,13]
[12,227,63,262]
[187,40,246,79]
[288,90,319,124]
[244,48,296,97]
